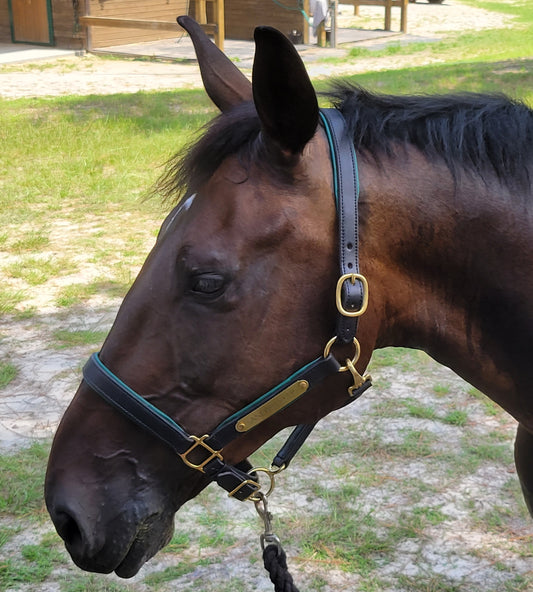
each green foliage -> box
[0,537,65,590]
[443,409,468,426]
[144,559,214,587]
[0,361,17,389]
[404,400,437,420]
[59,574,134,592]
[3,256,78,286]
[52,329,109,349]
[0,288,25,316]
[0,442,49,516]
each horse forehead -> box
[192,167,290,232]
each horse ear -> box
[252,26,319,155]
[177,16,253,111]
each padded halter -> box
[82,108,372,501]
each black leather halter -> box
[82,108,372,502]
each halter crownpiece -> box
[82,108,372,502]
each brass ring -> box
[323,336,361,372]
[247,466,277,499]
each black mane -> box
[332,83,533,189]
[158,83,533,202]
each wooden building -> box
[1,0,309,51]
[1,0,84,48]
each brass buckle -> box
[323,336,371,396]
[227,478,262,501]
[335,273,369,317]
[179,435,223,473]
[230,464,286,503]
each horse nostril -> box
[54,509,84,548]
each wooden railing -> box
[80,0,225,51]
[348,0,408,32]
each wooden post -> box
[384,0,392,30]
[303,0,310,44]
[196,0,207,24]
[317,21,327,47]
[214,0,224,51]
[400,0,408,33]
[331,0,337,48]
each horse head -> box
[45,18,376,577]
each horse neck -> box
[361,151,533,419]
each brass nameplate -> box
[235,380,309,432]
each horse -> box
[45,15,532,580]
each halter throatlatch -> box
[81,108,371,504]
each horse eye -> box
[190,273,226,296]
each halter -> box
[82,108,372,502]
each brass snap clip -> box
[254,492,281,552]
[323,336,371,396]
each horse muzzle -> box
[46,488,175,577]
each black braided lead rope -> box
[263,544,301,592]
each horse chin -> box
[113,513,175,578]
[114,526,174,578]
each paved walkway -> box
[0,42,76,64]
[93,27,401,66]
[0,27,402,66]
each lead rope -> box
[255,493,301,592]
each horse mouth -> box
[62,510,175,579]
[114,541,155,578]
[114,520,174,578]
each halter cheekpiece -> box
[82,108,372,502]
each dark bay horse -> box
[45,16,532,579]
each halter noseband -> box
[81,108,372,502]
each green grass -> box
[333,0,533,104]
[443,409,469,426]
[0,526,18,550]
[318,57,533,105]
[433,384,452,396]
[2,256,78,286]
[368,347,430,372]
[0,361,17,389]
[0,442,49,517]
[0,90,217,316]
[51,329,109,349]
[397,574,461,592]
[467,386,503,416]
[59,574,134,592]
[144,559,214,587]
[0,536,65,591]
[0,288,25,315]
[404,400,437,420]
